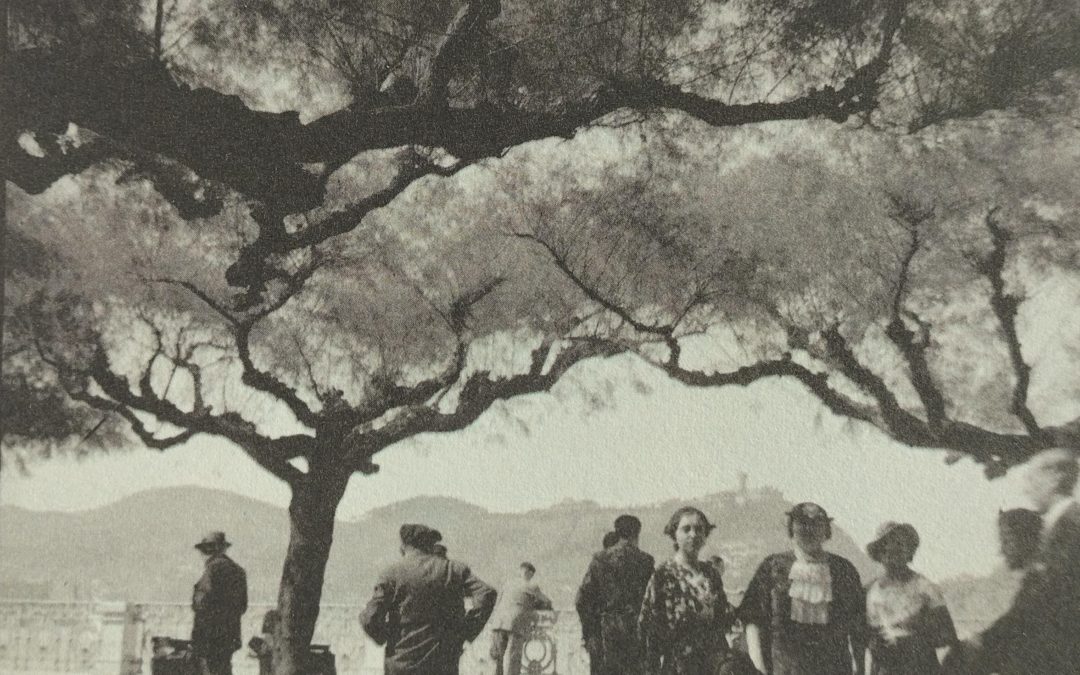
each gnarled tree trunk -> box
[271,458,350,675]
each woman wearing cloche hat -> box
[739,502,868,675]
[864,521,958,674]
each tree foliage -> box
[4,0,1080,671]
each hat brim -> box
[867,525,917,562]
[786,512,833,522]
[194,541,231,550]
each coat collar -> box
[1043,497,1078,538]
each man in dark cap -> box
[963,446,1080,674]
[191,531,248,675]
[361,523,497,675]
[575,514,655,675]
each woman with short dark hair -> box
[638,506,739,674]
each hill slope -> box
[2,485,876,607]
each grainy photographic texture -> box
[2,1,1080,674]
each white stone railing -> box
[0,601,590,675]
[0,598,992,675]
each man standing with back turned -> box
[191,531,248,675]
[361,524,497,675]
[576,514,655,675]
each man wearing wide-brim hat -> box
[192,531,248,675]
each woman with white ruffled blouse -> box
[739,502,867,675]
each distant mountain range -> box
[0,485,1016,636]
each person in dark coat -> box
[962,446,1080,675]
[602,531,620,550]
[191,531,248,675]
[576,514,656,675]
[997,508,1043,571]
[361,524,497,675]
[739,502,866,675]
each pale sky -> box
[1,353,1030,582]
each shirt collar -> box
[1043,497,1076,535]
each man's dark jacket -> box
[978,500,1080,674]
[575,540,655,674]
[192,552,249,655]
[361,551,497,675]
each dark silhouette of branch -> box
[414,0,502,113]
[341,278,505,430]
[819,323,937,442]
[83,347,306,483]
[5,1,910,270]
[512,230,684,364]
[660,355,876,424]
[233,322,319,429]
[68,389,196,450]
[226,156,471,291]
[883,194,947,431]
[149,278,238,324]
[980,208,1040,436]
[153,271,322,428]
[346,338,624,473]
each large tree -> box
[506,108,1080,476]
[4,1,1080,673]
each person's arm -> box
[738,560,771,674]
[461,565,498,642]
[744,623,767,674]
[234,565,248,616]
[359,577,393,645]
[532,585,554,611]
[844,563,867,675]
[192,567,212,613]
[637,572,664,675]
[575,558,601,643]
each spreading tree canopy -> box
[4,1,1080,673]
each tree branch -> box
[512,230,684,364]
[341,277,505,431]
[344,338,622,473]
[818,323,940,444]
[226,156,470,291]
[82,347,306,483]
[979,208,1040,436]
[414,0,502,113]
[234,322,319,429]
[6,0,909,234]
[660,354,877,425]
[149,278,238,324]
[882,194,947,431]
[68,389,196,450]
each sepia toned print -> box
[3,1,1080,674]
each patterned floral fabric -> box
[638,558,734,675]
[865,572,956,675]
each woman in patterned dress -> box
[864,522,958,675]
[739,502,867,675]
[638,506,738,674]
